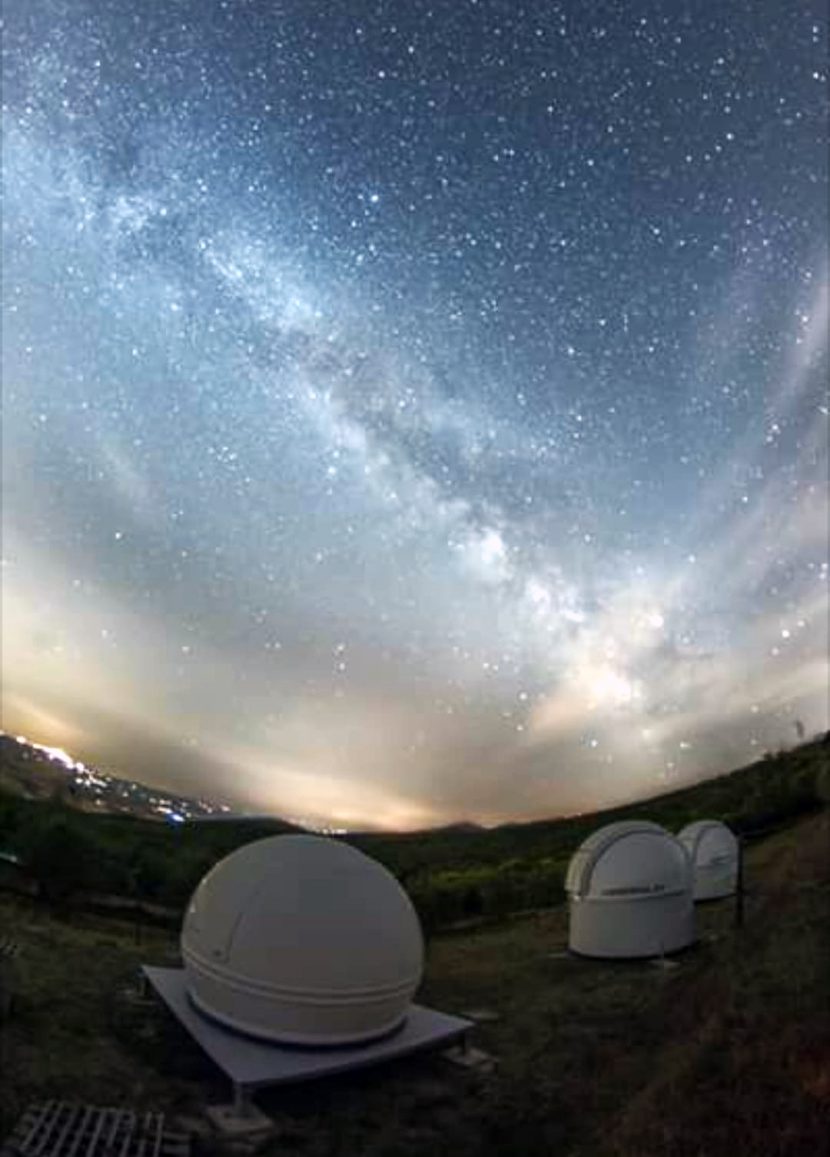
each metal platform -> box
[1,1102,190,1157]
[143,966,471,1108]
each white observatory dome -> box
[566,820,694,958]
[181,834,424,1046]
[678,820,739,900]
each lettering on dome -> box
[601,883,667,896]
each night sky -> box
[3,1,827,829]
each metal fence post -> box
[734,834,745,929]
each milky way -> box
[2,1,827,828]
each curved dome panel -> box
[566,821,689,899]
[181,834,424,1046]
[566,821,694,958]
[678,820,739,900]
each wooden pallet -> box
[1,1103,190,1157]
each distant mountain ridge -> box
[1,729,827,843]
[0,732,237,824]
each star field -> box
[2,0,827,828]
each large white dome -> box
[678,820,739,900]
[566,821,694,958]
[181,834,424,1046]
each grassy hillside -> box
[0,809,827,1155]
[1,735,827,929]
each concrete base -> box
[120,983,157,1008]
[649,957,681,970]
[459,1008,500,1023]
[442,1044,497,1072]
[205,1102,274,1139]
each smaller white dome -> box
[182,834,423,1046]
[566,821,694,958]
[678,820,739,900]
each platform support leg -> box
[232,1083,253,1119]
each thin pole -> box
[734,834,745,929]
